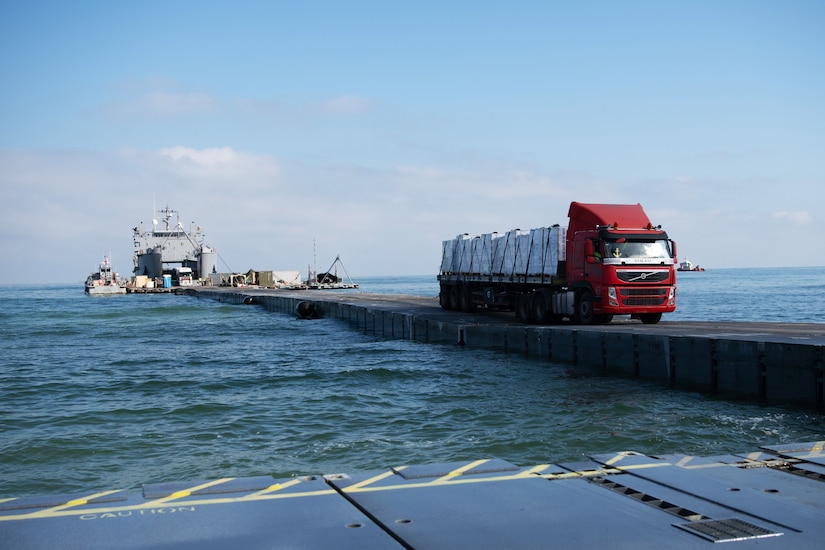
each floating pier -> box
[3,441,824,548]
[5,289,825,547]
[194,287,825,408]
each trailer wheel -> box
[639,312,662,324]
[531,292,547,324]
[575,289,595,325]
[515,294,532,323]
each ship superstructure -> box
[132,206,217,282]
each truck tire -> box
[574,289,595,325]
[531,292,547,324]
[515,294,532,323]
[639,312,662,324]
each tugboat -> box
[85,256,127,295]
[678,257,705,272]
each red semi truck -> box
[437,202,677,324]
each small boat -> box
[85,256,127,295]
[677,257,705,272]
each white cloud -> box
[157,146,281,181]
[321,95,372,115]
[772,210,813,225]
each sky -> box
[1,1,823,284]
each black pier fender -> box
[296,301,322,319]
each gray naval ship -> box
[132,206,217,284]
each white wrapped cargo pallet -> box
[526,227,548,276]
[490,233,505,276]
[492,229,526,275]
[478,233,493,276]
[441,240,455,273]
[467,236,483,274]
[558,226,567,261]
[514,231,532,274]
[547,226,566,268]
[523,226,563,276]
[454,234,473,273]
[480,232,504,276]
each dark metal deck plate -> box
[329,460,710,548]
[1,475,403,549]
[674,517,783,542]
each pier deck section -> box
[3,442,824,548]
[195,287,825,407]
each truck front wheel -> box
[575,290,595,325]
[639,312,662,324]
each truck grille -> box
[616,270,669,283]
[620,287,668,306]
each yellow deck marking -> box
[159,478,236,502]
[439,459,489,481]
[244,478,304,498]
[343,468,403,492]
[676,456,693,468]
[603,452,631,466]
[21,490,123,519]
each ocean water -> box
[1,267,824,498]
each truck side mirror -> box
[671,240,677,259]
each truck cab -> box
[175,267,194,286]
[566,202,676,324]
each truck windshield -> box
[604,239,671,261]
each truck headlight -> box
[607,286,618,306]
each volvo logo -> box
[629,271,656,281]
